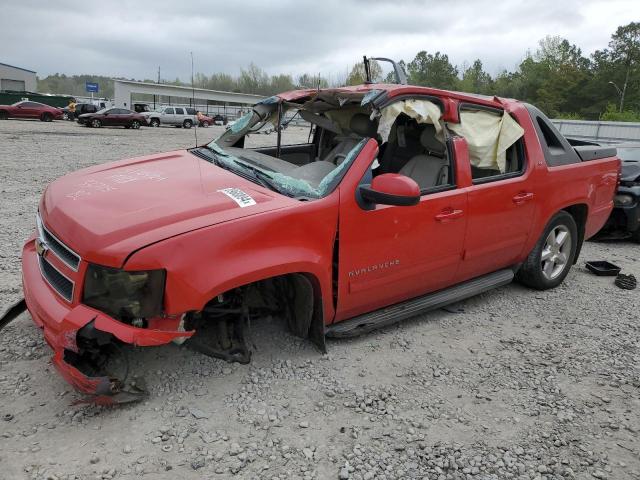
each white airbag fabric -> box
[378,99,442,142]
[448,110,524,173]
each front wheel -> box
[150,118,160,127]
[91,118,102,128]
[130,120,141,129]
[41,113,53,122]
[183,119,193,129]
[516,211,578,290]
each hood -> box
[621,161,640,183]
[40,149,294,267]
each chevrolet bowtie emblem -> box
[35,238,48,257]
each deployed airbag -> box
[378,99,442,142]
[448,110,524,173]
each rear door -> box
[174,107,186,125]
[454,108,534,282]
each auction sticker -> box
[218,188,256,208]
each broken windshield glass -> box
[207,140,367,199]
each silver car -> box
[143,106,198,128]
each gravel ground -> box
[0,119,639,480]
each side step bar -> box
[326,269,514,338]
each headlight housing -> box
[83,265,166,325]
[614,194,634,207]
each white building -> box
[0,62,37,92]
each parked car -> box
[0,100,63,121]
[62,103,100,120]
[601,143,640,241]
[4,81,620,401]
[197,112,213,127]
[142,106,198,128]
[78,107,148,129]
[212,114,227,125]
[133,103,152,113]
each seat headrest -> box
[350,113,377,138]
[420,124,444,153]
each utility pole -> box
[157,66,161,84]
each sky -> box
[1,0,637,82]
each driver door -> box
[335,141,468,322]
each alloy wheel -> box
[541,225,572,280]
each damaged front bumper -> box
[18,239,193,403]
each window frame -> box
[455,102,528,186]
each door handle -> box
[435,208,464,222]
[512,192,534,204]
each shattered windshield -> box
[204,90,377,199]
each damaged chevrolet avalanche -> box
[2,79,620,402]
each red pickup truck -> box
[2,83,620,402]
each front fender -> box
[124,194,339,324]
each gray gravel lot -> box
[0,119,639,480]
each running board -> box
[326,269,514,338]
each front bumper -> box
[21,238,193,400]
[604,186,640,235]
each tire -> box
[516,211,578,290]
[62,112,70,121]
[91,118,102,128]
[130,120,141,129]
[0,111,8,120]
[150,118,160,127]
[201,121,210,127]
[41,113,53,122]
[183,119,193,129]
[631,229,640,244]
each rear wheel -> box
[91,118,102,128]
[130,120,141,129]
[41,113,53,122]
[150,118,160,127]
[0,111,8,120]
[183,119,193,129]
[517,211,578,290]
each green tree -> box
[346,60,383,85]
[458,59,493,94]
[406,51,458,89]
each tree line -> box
[36,21,639,121]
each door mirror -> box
[358,173,420,208]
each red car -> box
[0,100,63,122]
[78,107,148,129]
[2,82,620,402]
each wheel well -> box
[562,204,588,263]
[189,273,326,358]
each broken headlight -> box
[83,265,166,325]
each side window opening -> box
[175,107,185,115]
[165,107,174,114]
[448,106,525,184]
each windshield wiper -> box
[234,161,285,195]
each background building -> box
[0,62,37,91]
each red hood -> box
[40,150,293,267]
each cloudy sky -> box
[1,0,636,81]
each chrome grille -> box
[38,254,74,302]
[37,213,80,271]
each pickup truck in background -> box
[4,82,620,402]
[142,106,198,128]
